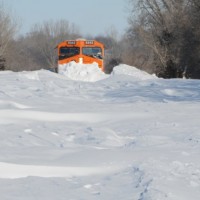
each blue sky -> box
[4,0,130,37]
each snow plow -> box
[56,39,104,71]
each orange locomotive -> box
[57,39,104,71]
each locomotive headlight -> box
[79,57,83,64]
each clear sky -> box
[3,0,130,37]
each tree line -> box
[1,0,200,78]
[127,0,200,78]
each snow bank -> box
[58,62,156,82]
[112,64,157,80]
[1,63,200,200]
[58,61,109,82]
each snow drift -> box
[112,64,157,80]
[58,61,108,82]
[0,63,200,200]
[58,62,157,82]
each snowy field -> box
[0,62,200,200]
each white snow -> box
[0,162,119,179]
[112,64,157,80]
[58,61,109,82]
[0,62,200,200]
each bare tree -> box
[7,19,81,71]
[94,27,122,73]
[138,0,191,77]
[27,20,81,71]
[0,4,18,70]
[122,20,154,74]
[126,0,200,78]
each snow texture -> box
[0,62,200,200]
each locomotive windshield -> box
[59,47,80,60]
[82,47,103,59]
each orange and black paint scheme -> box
[56,39,104,71]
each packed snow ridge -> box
[58,61,156,81]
